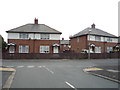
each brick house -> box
[6,19,62,53]
[70,24,118,53]
[113,36,120,52]
[60,38,70,52]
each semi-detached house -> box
[70,24,118,53]
[6,19,62,53]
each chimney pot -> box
[34,18,38,24]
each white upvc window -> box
[105,37,112,42]
[107,47,113,53]
[41,34,50,40]
[107,38,112,42]
[111,38,118,43]
[89,35,95,41]
[95,47,101,53]
[19,33,28,39]
[40,46,50,53]
[95,36,101,41]
[19,45,29,53]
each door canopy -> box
[52,43,60,47]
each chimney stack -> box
[62,38,64,40]
[34,18,38,24]
[91,23,95,28]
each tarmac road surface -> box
[2,59,120,89]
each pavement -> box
[0,66,16,90]
[83,65,120,83]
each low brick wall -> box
[90,53,120,59]
[2,52,120,59]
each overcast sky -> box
[0,0,119,42]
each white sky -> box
[0,0,119,42]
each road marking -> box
[6,66,14,68]
[38,66,42,68]
[17,66,24,68]
[27,66,35,68]
[0,68,16,71]
[83,67,103,72]
[43,66,54,74]
[107,69,119,73]
[42,66,45,67]
[65,81,77,90]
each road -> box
[2,59,120,89]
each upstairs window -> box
[41,34,49,40]
[112,38,118,43]
[95,36,101,41]
[105,37,112,42]
[19,33,28,39]
[107,38,112,42]
[89,35,95,41]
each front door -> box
[53,47,59,53]
[9,46,15,53]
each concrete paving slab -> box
[0,67,16,89]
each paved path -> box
[83,65,120,83]
[0,66,16,89]
[2,59,120,89]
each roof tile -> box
[6,24,62,34]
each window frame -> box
[95,36,101,41]
[19,45,29,53]
[40,46,50,53]
[19,33,29,39]
[95,46,101,53]
[107,47,113,53]
[41,34,50,40]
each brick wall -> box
[8,39,60,53]
[88,41,118,53]
[2,52,120,59]
[70,35,87,52]
[60,44,70,52]
[70,35,118,53]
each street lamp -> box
[88,30,91,59]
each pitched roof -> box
[6,24,62,34]
[70,26,117,38]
